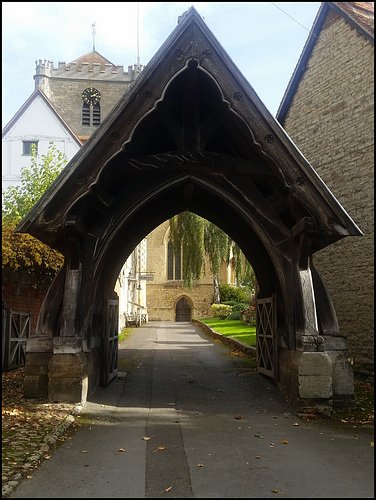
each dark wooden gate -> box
[175,297,191,322]
[103,297,119,384]
[256,294,277,380]
[2,304,30,371]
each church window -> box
[22,140,38,155]
[82,103,90,126]
[82,102,101,127]
[167,240,183,280]
[93,103,101,126]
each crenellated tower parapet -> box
[34,58,144,89]
[33,53,144,137]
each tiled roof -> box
[70,50,117,71]
[333,2,374,39]
[276,2,374,125]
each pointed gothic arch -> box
[16,8,361,411]
[175,296,192,322]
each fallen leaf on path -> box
[293,423,299,426]
[371,442,374,447]
[82,451,88,453]
[164,486,172,492]
[282,440,288,444]
[235,414,244,419]
[254,434,264,439]
[254,456,261,459]
[118,448,127,452]
[271,490,280,493]
[197,463,204,467]
[153,446,166,452]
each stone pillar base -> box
[278,347,354,415]
[48,352,89,405]
[24,352,53,399]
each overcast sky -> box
[2,2,321,128]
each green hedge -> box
[211,304,232,319]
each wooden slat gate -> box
[103,297,119,385]
[2,303,30,372]
[256,294,277,381]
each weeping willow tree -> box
[169,211,254,303]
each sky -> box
[2,2,321,128]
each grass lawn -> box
[197,317,256,346]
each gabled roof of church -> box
[70,50,117,71]
[16,6,362,252]
[2,88,83,146]
[276,2,374,125]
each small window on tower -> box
[82,102,101,127]
[82,103,90,126]
[22,141,38,156]
[93,102,101,126]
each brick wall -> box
[2,267,50,336]
[283,11,374,373]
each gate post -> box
[278,263,354,414]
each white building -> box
[2,89,82,190]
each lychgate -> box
[16,8,361,413]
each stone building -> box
[33,51,143,142]
[145,220,234,322]
[277,2,374,374]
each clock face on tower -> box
[82,87,101,106]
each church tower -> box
[34,51,143,143]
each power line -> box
[270,2,371,89]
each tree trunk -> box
[213,274,220,304]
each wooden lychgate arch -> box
[16,8,361,410]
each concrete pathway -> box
[9,321,374,498]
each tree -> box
[169,211,255,302]
[2,142,66,280]
[2,142,66,221]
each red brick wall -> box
[2,267,50,336]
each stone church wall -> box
[282,10,374,373]
[146,221,214,321]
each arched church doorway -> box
[175,297,191,322]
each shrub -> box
[2,218,63,282]
[211,304,232,319]
[227,302,250,320]
[219,284,251,304]
[222,300,238,307]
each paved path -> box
[10,321,374,498]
